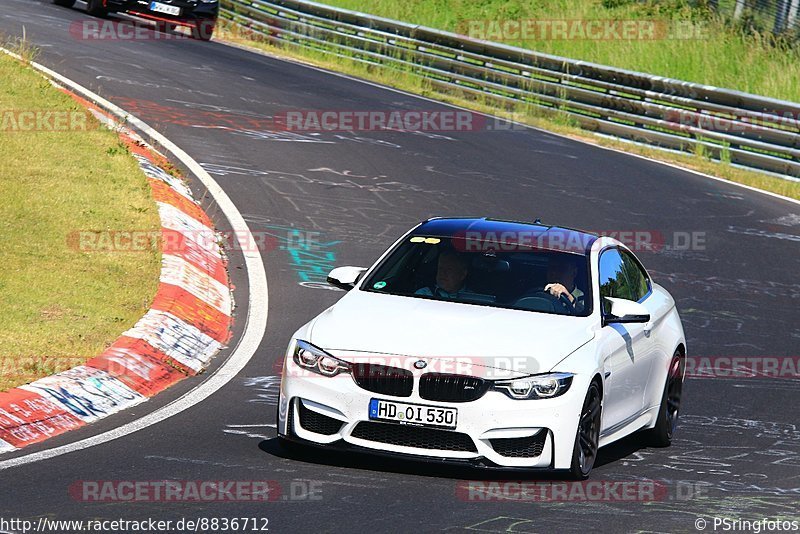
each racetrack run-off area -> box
[0,51,162,391]
[0,79,232,452]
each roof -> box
[411,217,598,255]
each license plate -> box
[150,2,181,16]
[369,399,457,429]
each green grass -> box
[0,52,161,391]
[316,0,800,102]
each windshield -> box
[362,235,592,316]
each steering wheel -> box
[529,290,576,315]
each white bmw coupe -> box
[277,218,686,479]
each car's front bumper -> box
[277,357,584,470]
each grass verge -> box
[217,20,800,201]
[316,0,800,103]
[0,51,161,391]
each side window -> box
[598,249,633,313]
[619,250,650,302]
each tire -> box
[568,381,602,480]
[86,0,108,17]
[53,0,76,7]
[646,351,684,447]
[191,18,216,41]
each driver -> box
[416,250,469,299]
[544,256,584,312]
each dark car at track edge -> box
[53,0,219,40]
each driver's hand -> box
[545,283,575,303]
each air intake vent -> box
[490,431,548,458]
[298,402,343,435]
[351,421,477,452]
[351,363,413,397]
[419,373,490,402]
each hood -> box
[307,289,595,376]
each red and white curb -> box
[0,91,233,454]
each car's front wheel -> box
[52,0,76,7]
[646,351,684,447]
[568,381,602,480]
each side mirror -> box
[326,266,367,291]
[602,297,650,326]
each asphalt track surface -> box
[1,1,799,532]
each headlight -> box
[493,373,573,400]
[293,340,351,377]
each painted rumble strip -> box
[0,93,233,452]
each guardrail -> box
[219,0,800,179]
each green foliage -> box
[316,0,800,101]
[0,55,161,391]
